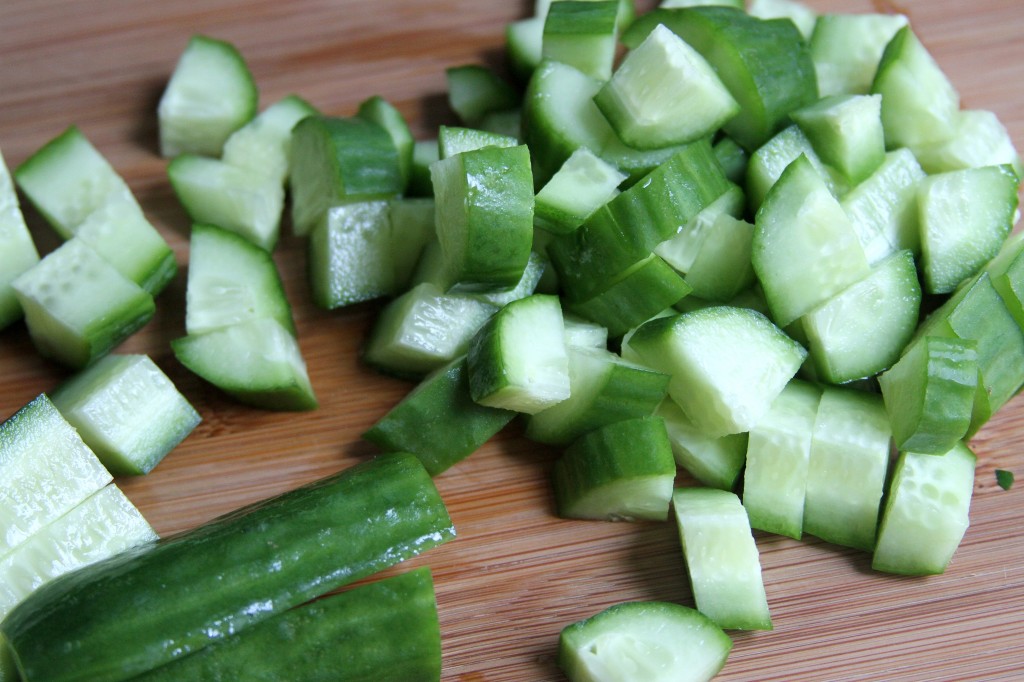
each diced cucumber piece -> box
[467,294,570,414]
[524,346,670,446]
[0,395,112,558]
[878,336,978,455]
[753,154,870,327]
[362,282,499,379]
[871,26,960,150]
[801,249,921,384]
[534,0,636,27]
[839,148,926,263]
[627,306,806,437]
[2,452,454,682]
[0,146,38,330]
[742,379,821,539]
[563,314,609,349]
[803,387,891,551]
[132,567,441,682]
[288,115,403,236]
[0,484,155,618]
[594,24,739,150]
[656,398,747,491]
[986,232,1024,329]
[914,273,1024,436]
[408,138,440,197]
[673,487,772,630]
[506,16,546,83]
[683,214,755,302]
[158,34,257,157]
[388,197,439,291]
[414,242,547,306]
[437,125,518,160]
[713,136,748,185]
[479,107,523,141]
[917,165,1018,295]
[14,125,134,238]
[73,195,177,296]
[534,147,626,236]
[911,109,1023,178]
[363,357,516,476]
[445,64,521,128]
[791,93,885,186]
[222,94,318,186]
[308,200,397,309]
[13,239,155,369]
[747,0,817,39]
[624,7,818,151]
[560,600,730,682]
[50,354,201,475]
[654,184,746,275]
[168,153,284,251]
[744,124,838,213]
[542,0,620,81]
[873,443,976,576]
[356,95,415,190]
[185,223,295,337]
[431,144,534,293]
[553,416,676,521]
[662,0,742,7]
[809,13,908,97]
[172,317,317,411]
[566,254,692,338]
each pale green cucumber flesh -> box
[656,399,747,491]
[810,12,908,97]
[541,0,619,82]
[308,201,397,309]
[0,148,38,329]
[222,94,319,186]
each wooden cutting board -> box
[1,0,1022,679]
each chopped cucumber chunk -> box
[791,93,885,186]
[0,146,38,330]
[656,398,747,491]
[534,147,626,236]
[810,12,908,97]
[542,0,620,82]
[222,94,318,186]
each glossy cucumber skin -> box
[1,452,454,682]
[133,567,441,682]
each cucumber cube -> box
[803,387,891,552]
[986,231,1024,329]
[0,147,38,330]
[673,487,772,631]
[654,185,746,275]
[534,147,626,236]
[308,201,397,309]
[656,398,747,492]
[626,306,806,437]
[0,395,112,558]
[356,95,415,190]
[437,125,518,160]
[559,601,731,682]
[747,0,817,39]
[158,35,258,158]
[594,23,739,150]
[552,416,677,521]
[222,94,319,186]
[542,0,620,82]
[873,443,976,576]
[744,124,838,213]
[445,64,520,128]
[810,12,908,97]
[51,354,201,475]
[878,336,978,455]
[682,214,755,302]
[911,109,1023,178]
[12,239,156,369]
[791,93,886,185]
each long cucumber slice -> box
[559,601,732,682]
[2,452,454,682]
[132,567,441,682]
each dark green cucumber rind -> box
[288,116,403,236]
[2,452,454,682]
[357,95,415,191]
[624,7,818,151]
[132,567,441,682]
[878,336,978,454]
[431,144,535,293]
[524,347,671,446]
[363,357,516,476]
[566,255,692,338]
[549,140,732,303]
[552,415,676,521]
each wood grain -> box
[1,1,1022,680]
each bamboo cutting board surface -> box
[1,0,1023,679]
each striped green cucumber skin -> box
[624,7,818,151]
[878,336,978,455]
[552,416,677,521]
[524,346,670,446]
[673,487,772,631]
[363,357,516,476]
[133,567,441,682]
[1,394,112,557]
[559,601,732,682]
[50,354,201,476]
[872,444,976,576]
[2,452,454,682]
[803,387,891,552]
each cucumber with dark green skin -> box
[1,452,455,682]
[133,567,441,682]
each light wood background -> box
[1,1,1022,680]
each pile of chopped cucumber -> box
[0,0,1022,680]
